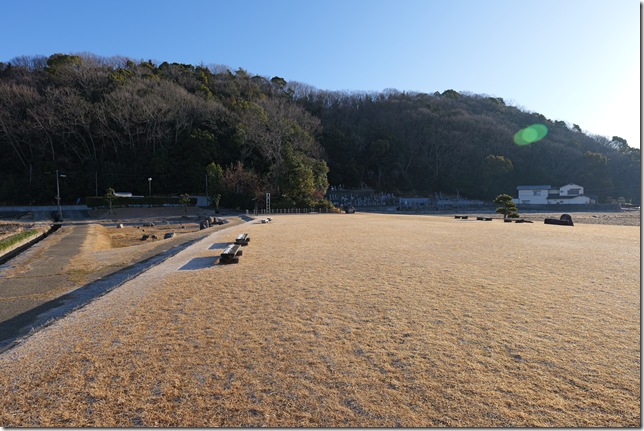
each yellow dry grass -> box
[0,214,639,427]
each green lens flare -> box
[514,124,548,146]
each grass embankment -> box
[0,229,39,253]
[0,214,639,427]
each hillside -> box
[301,89,640,202]
[0,53,639,206]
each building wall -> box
[517,188,549,204]
[559,184,584,196]
[515,184,592,205]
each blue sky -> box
[2,0,640,148]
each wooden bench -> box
[220,243,243,264]
[454,215,468,219]
[476,217,492,221]
[235,233,250,246]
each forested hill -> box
[300,88,640,203]
[0,54,640,207]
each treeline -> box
[0,53,328,209]
[0,53,640,207]
[297,88,640,203]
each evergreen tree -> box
[494,194,520,219]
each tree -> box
[493,193,519,219]
[482,154,514,196]
[179,193,191,213]
[222,161,261,208]
[280,149,315,206]
[206,162,224,204]
[104,187,116,215]
[311,159,330,198]
[212,193,221,213]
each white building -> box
[514,184,593,205]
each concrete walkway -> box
[0,224,89,322]
[0,217,248,351]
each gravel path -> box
[0,216,246,347]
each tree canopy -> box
[0,53,639,207]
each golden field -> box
[0,213,639,427]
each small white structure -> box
[514,184,593,205]
[399,197,431,210]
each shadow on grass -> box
[209,242,230,250]
[179,256,216,271]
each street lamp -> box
[55,170,66,221]
[148,178,152,197]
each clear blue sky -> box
[2,0,640,148]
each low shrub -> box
[0,229,39,252]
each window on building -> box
[533,191,541,196]
[568,189,580,195]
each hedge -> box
[0,229,39,252]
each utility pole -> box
[55,170,66,221]
[205,174,209,206]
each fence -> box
[249,208,338,215]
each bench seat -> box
[220,243,243,264]
[235,233,250,246]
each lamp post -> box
[55,170,66,221]
[148,178,152,197]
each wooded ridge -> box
[0,53,639,207]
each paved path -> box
[0,217,248,350]
[0,225,88,322]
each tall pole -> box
[56,170,62,221]
[148,178,152,197]
[205,174,209,206]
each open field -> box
[0,213,640,427]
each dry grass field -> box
[0,213,639,427]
